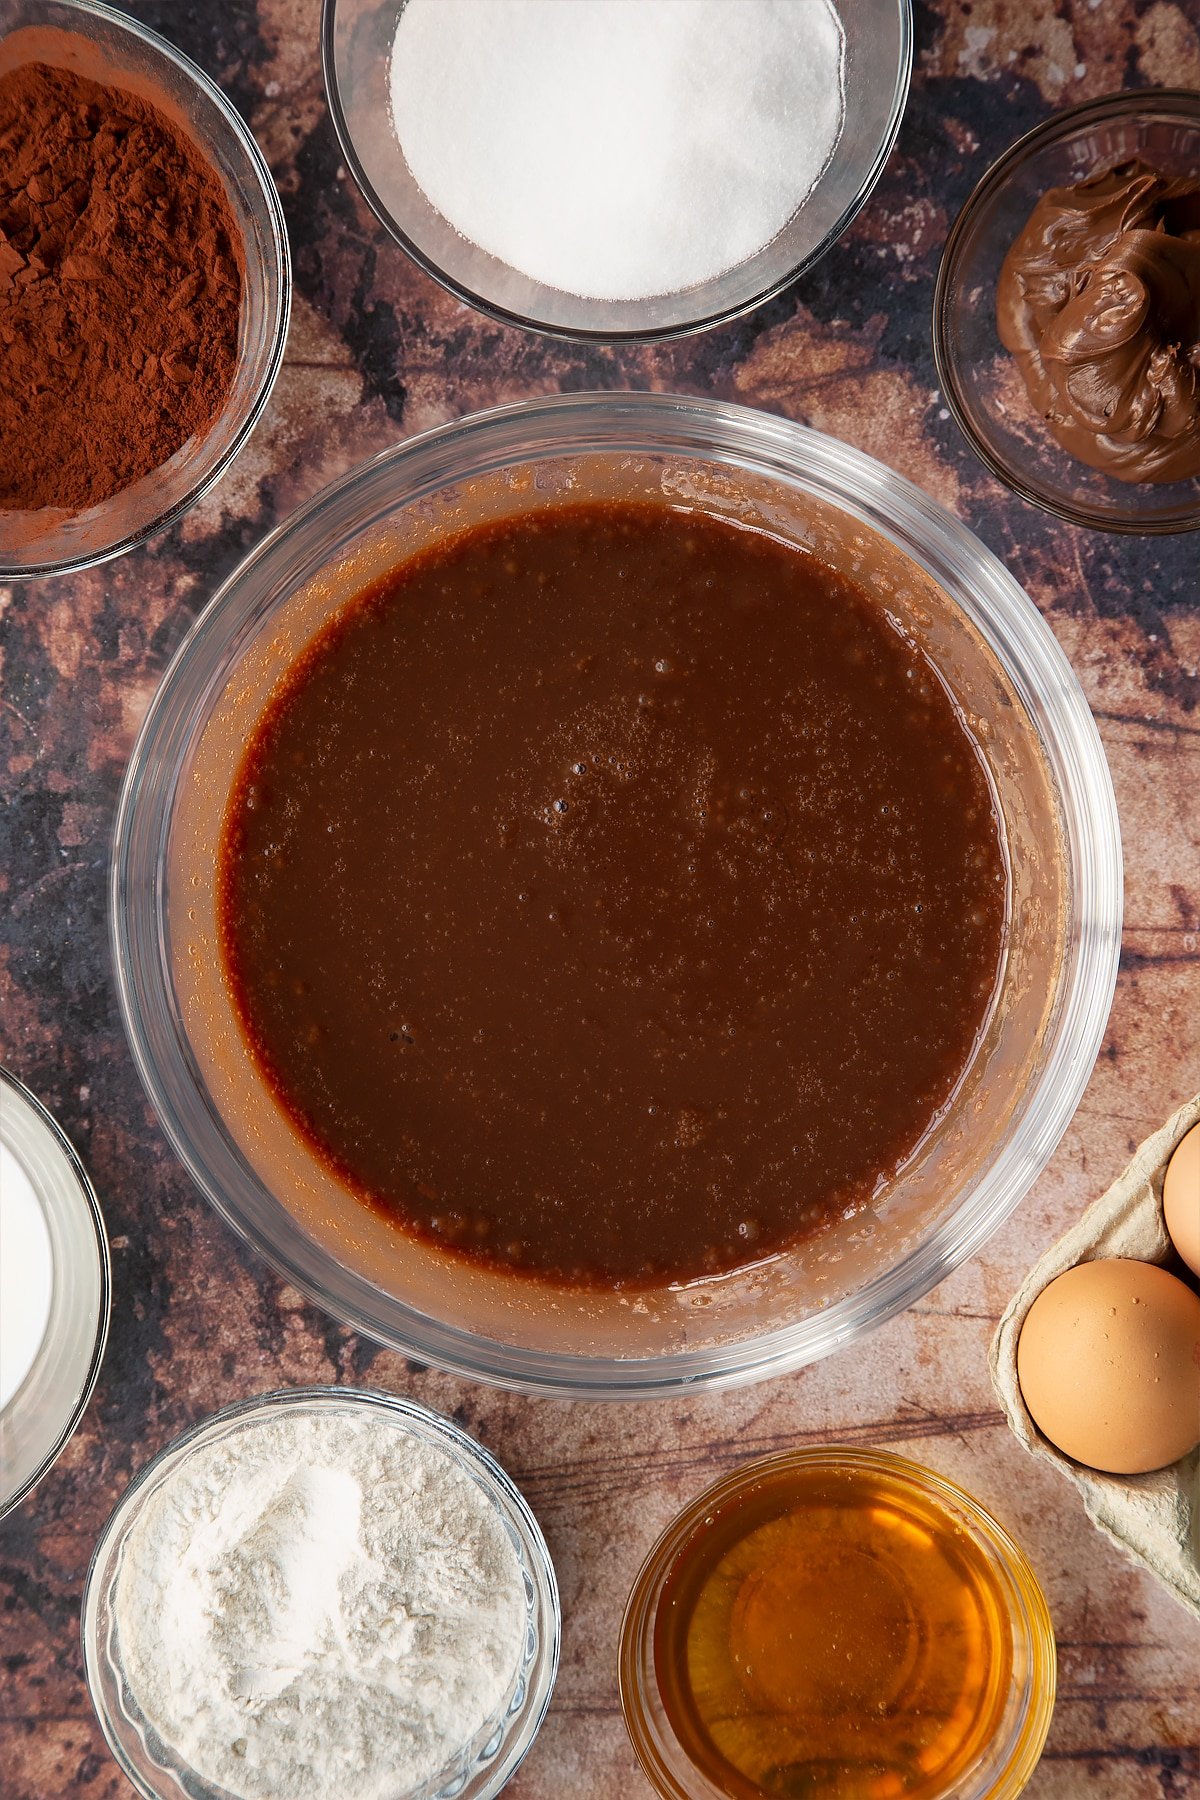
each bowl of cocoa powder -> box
[0,0,290,578]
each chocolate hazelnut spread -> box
[218,502,1007,1291]
[996,159,1200,484]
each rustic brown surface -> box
[3,0,1200,1795]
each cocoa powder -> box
[0,60,244,514]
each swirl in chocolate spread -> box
[996,160,1200,484]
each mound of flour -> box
[114,1407,527,1800]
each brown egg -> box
[1164,1121,1200,1281]
[1016,1257,1200,1475]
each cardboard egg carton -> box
[990,1090,1200,1619]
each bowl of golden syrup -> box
[619,1445,1056,1800]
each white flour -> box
[114,1407,527,1800]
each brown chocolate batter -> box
[997,160,1200,484]
[219,503,1007,1289]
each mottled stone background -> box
[3,0,1200,1794]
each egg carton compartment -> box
[990,1089,1200,1619]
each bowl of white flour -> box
[81,1388,559,1800]
[322,0,912,339]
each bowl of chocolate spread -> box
[935,90,1200,534]
[111,394,1122,1396]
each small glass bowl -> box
[0,1066,111,1519]
[81,1386,560,1800]
[619,1445,1057,1800]
[0,0,291,579]
[322,0,912,341]
[934,90,1200,535]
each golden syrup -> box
[653,1459,1015,1799]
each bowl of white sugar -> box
[82,1388,559,1800]
[322,0,912,339]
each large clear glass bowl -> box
[110,393,1122,1398]
[322,0,911,340]
[0,0,290,579]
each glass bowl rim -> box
[932,86,1200,537]
[617,1441,1058,1800]
[109,390,1122,1399]
[80,1383,562,1800]
[0,0,292,581]
[319,0,913,344]
[0,1064,111,1520]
